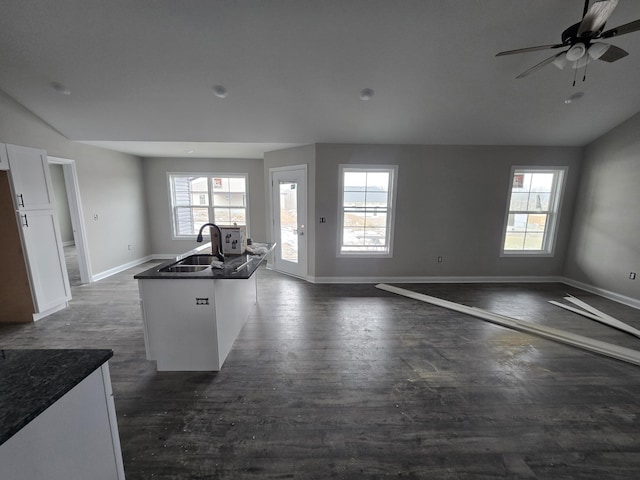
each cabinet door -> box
[18,210,71,312]
[0,143,8,171]
[6,144,54,210]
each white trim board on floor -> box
[550,296,640,339]
[376,283,640,368]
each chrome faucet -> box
[196,223,225,262]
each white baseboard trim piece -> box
[376,283,640,368]
[563,296,640,339]
[310,275,563,284]
[92,255,156,282]
[560,277,640,310]
[33,302,69,321]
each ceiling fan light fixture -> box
[566,42,587,61]
[552,53,568,70]
[572,55,591,69]
[588,42,611,59]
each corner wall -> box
[0,90,150,277]
[564,112,640,303]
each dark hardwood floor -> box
[2,262,640,479]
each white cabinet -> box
[5,143,71,317]
[138,276,257,371]
[18,209,71,312]
[6,144,54,210]
[0,143,8,170]
[0,363,126,480]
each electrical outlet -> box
[93,214,99,221]
[196,298,210,305]
[630,272,637,280]
[128,244,133,251]
[437,256,443,263]
[319,217,327,223]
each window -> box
[501,167,566,255]
[169,174,248,237]
[339,165,398,256]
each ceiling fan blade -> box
[598,44,628,62]
[496,44,565,56]
[578,0,619,36]
[600,19,640,38]
[516,51,567,79]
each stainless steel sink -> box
[159,265,209,273]
[177,254,218,265]
[158,254,221,273]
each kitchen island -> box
[134,242,274,371]
[0,349,125,480]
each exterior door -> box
[270,166,307,279]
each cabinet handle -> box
[21,214,28,227]
[17,194,24,207]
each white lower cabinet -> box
[0,364,126,480]
[139,276,257,371]
[18,209,71,313]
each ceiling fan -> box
[496,0,640,79]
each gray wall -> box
[143,156,266,254]
[564,112,640,301]
[49,164,74,244]
[0,90,150,276]
[313,144,583,279]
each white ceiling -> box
[1,1,640,158]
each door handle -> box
[21,214,28,227]
[299,232,304,236]
[17,194,24,207]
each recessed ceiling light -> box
[50,82,71,95]
[185,149,195,154]
[565,91,585,104]
[359,88,374,100]
[212,85,228,98]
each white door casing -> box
[270,165,308,279]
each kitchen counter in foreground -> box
[0,349,125,479]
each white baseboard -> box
[560,277,640,311]
[92,255,157,282]
[309,275,564,284]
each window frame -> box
[167,172,250,240]
[337,164,399,258]
[500,166,567,257]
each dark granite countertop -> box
[134,242,275,280]
[0,349,113,446]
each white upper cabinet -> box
[6,144,55,210]
[0,143,9,171]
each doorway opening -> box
[48,157,92,284]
